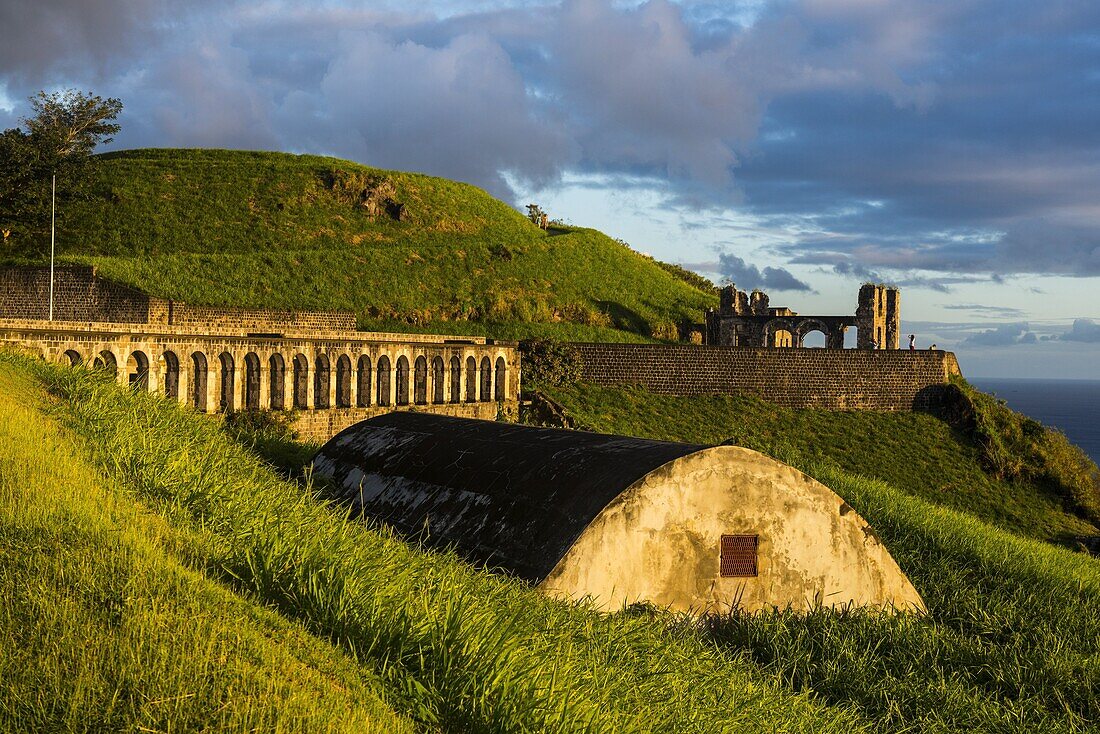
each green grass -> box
[0,360,411,732]
[541,382,1099,543]
[7,148,714,339]
[5,352,861,733]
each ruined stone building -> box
[705,283,900,350]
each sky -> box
[1,0,1098,378]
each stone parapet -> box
[574,343,961,411]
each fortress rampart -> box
[574,343,960,411]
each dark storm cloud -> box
[3,0,1100,278]
[716,252,812,292]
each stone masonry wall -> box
[0,266,151,323]
[149,302,357,335]
[292,403,505,442]
[575,343,961,411]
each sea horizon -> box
[970,377,1100,464]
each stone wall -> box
[574,343,961,411]
[292,403,505,442]
[148,301,357,335]
[0,266,151,323]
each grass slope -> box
[16,148,715,340]
[543,382,1099,542]
[0,361,411,732]
[5,352,860,733]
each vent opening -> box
[720,534,758,577]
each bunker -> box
[312,413,925,614]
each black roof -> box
[311,413,706,581]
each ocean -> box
[970,378,1100,465]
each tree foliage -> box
[0,90,122,253]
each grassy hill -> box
[5,352,1100,731]
[8,148,715,341]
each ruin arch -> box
[431,356,445,404]
[763,319,795,348]
[125,351,150,391]
[356,355,371,407]
[449,356,461,404]
[395,356,410,406]
[92,349,117,375]
[293,354,309,409]
[376,355,391,407]
[465,356,477,402]
[414,356,428,405]
[336,355,352,408]
[218,352,235,412]
[269,353,286,410]
[62,349,83,367]
[190,352,209,411]
[479,356,492,402]
[494,356,507,402]
[315,354,331,409]
[161,350,180,399]
[244,353,261,410]
[796,319,831,348]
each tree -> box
[0,89,122,252]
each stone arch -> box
[414,356,428,405]
[480,356,492,402]
[377,355,392,407]
[218,352,235,412]
[269,353,286,410]
[126,350,150,391]
[92,349,117,375]
[336,354,352,408]
[315,354,331,409]
[432,356,445,404]
[763,319,795,348]
[466,356,477,402]
[161,350,180,399]
[796,319,831,349]
[396,355,410,406]
[190,352,208,411]
[356,355,372,407]
[244,352,262,410]
[449,356,461,404]
[62,349,83,367]
[494,356,507,402]
[293,354,310,409]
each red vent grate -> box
[720,534,758,578]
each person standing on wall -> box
[908,334,916,350]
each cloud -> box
[942,303,1028,319]
[962,322,1037,347]
[1061,318,1100,343]
[717,252,812,292]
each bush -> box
[518,338,583,387]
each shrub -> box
[518,338,583,387]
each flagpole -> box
[49,173,55,321]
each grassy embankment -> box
[5,148,715,342]
[0,352,860,733]
[6,353,1100,731]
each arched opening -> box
[336,355,352,408]
[449,356,461,404]
[844,326,859,349]
[293,354,309,409]
[356,355,372,407]
[494,357,506,401]
[763,320,793,349]
[480,356,492,402]
[269,354,286,410]
[244,353,261,409]
[377,356,391,406]
[414,356,428,405]
[396,356,410,406]
[190,352,208,411]
[92,350,117,376]
[432,356,445,404]
[126,351,150,391]
[315,354,331,409]
[162,351,180,399]
[466,356,477,402]
[218,352,235,412]
[62,349,83,367]
[800,330,826,348]
[773,330,794,348]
